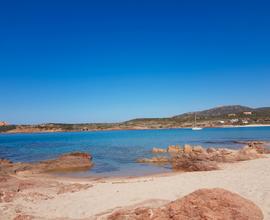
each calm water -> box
[0,127,270,177]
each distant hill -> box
[173,105,253,118]
[123,105,270,128]
[1,105,270,133]
[256,107,270,113]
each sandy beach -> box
[1,154,269,220]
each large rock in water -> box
[108,188,264,220]
[172,152,219,172]
[39,152,93,172]
[1,152,93,175]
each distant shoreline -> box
[1,124,270,135]
[2,105,270,135]
[221,124,270,128]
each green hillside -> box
[1,105,270,133]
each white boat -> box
[192,127,203,131]
[192,113,203,131]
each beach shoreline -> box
[1,139,270,220]
[1,155,269,219]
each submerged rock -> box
[137,157,171,164]
[108,188,264,220]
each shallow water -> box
[0,127,270,177]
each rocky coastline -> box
[0,141,270,219]
[137,141,270,172]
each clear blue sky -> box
[1,0,270,124]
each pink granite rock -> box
[108,188,264,220]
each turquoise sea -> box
[0,127,270,177]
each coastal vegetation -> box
[1,105,270,133]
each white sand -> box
[2,156,270,219]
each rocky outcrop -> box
[0,159,12,166]
[152,148,167,153]
[247,141,270,154]
[193,145,205,153]
[172,145,264,171]
[152,145,182,154]
[183,144,193,153]
[172,152,219,171]
[207,147,216,153]
[161,188,263,220]
[108,188,264,220]
[167,145,181,153]
[235,146,262,161]
[0,152,93,203]
[38,152,93,173]
[139,142,266,172]
[0,175,35,203]
[0,152,93,176]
